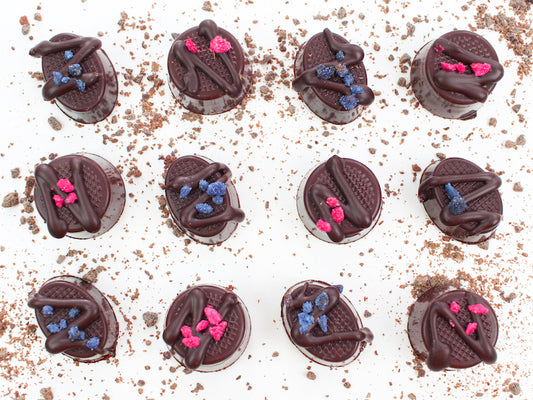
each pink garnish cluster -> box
[448,301,487,334]
[316,197,345,232]
[180,305,228,348]
[466,322,478,335]
[440,61,491,77]
[185,36,231,54]
[435,45,444,53]
[52,179,77,208]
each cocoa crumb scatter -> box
[191,383,204,393]
[34,13,41,21]
[142,312,158,327]
[2,192,19,208]
[47,116,62,131]
[11,168,20,178]
[40,387,53,400]
[513,182,523,192]
[306,371,316,380]
[488,117,497,127]
[202,1,213,11]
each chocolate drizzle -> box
[28,291,103,355]
[419,169,502,236]
[163,288,238,369]
[286,282,373,348]
[293,28,374,105]
[309,155,372,242]
[433,38,503,103]
[30,36,102,101]
[425,292,497,371]
[34,157,101,238]
[166,161,245,230]
[171,20,242,97]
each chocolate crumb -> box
[272,351,279,357]
[516,134,526,146]
[47,117,62,131]
[513,182,523,192]
[488,117,497,127]
[11,168,20,178]
[34,13,42,21]
[306,371,316,380]
[191,383,204,393]
[142,312,158,327]
[40,387,53,400]
[512,104,521,113]
[22,24,30,35]
[2,192,19,208]
[202,1,213,11]
[509,382,521,395]
[56,255,66,264]
[364,310,372,318]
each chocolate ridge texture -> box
[293,28,374,124]
[28,275,119,363]
[411,30,503,120]
[30,33,118,123]
[167,20,251,115]
[163,285,251,372]
[281,280,373,366]
[418,157,502,244]
[408,286,498,371]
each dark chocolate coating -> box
[297,155,382,243]
[34,153,126,239]
[30,33,118,123]
[163,285,250,372]
[168,20,251,115]
[408,286,498,371]
[281,280,373,366]
[411,30,503,120]
[28,276,118,363]
[293,29,374,124]
[418,157,502,244]
[164,155,245,245]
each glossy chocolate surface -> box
[281,280,373,366]
[411,30,503,120]
[34,153,126,239]
[30,33,118,123]
[408,286,498,371]
[163,285,250,372]
[293,28,374,124]
[168,20,251,114]
[297,155,381,243]
[28,276,118,363]
[164,155,245,245]
[418,157,502,244]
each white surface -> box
[0,0,532,399]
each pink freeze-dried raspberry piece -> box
[209,321,227,341]
[209,35,231,53]
[441,62,457,71]
[185,38,200,53]
[182,336,200,348]
[470,63,491,77]
[326,197,340,208]
[466,322,478,335]
[455,63,466,73]
[468,304,489,314]
[196,320,209,331]
[52,195,64,208]
[331,207,344,223]
[449,320,455,328]
[316,219,332,232]
[57,179,74,193]
[65,192,77,204]
[435,45,445,53]
[204,305,222,325]
[180,325,193,338]
[449,301,460,313]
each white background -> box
[0,0,531,399]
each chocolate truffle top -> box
[426,30,503,105]
[28,276,118,362]
[281,281,373,366]
[163,285,249,371]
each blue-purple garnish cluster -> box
[42,305,100,350]
[179,181,227,215]
[50,51,86,92]
[315,51,364,111]
[298,291,330,334]
[445,183,467,215]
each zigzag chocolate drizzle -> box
[286,283,373,347]
[310,155,372,242]
[166,162,245,229]
[28,291,103,355]
[35,157,101,238]
[425,292,497,371]
[172,20,242,97]
[419,170,502,236]
[293,29,374,105]
[30,36,102,101]
[433,38,504,103]
[163,288,237,369]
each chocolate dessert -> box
[292,28,374,124]
[30,33,118,123]
[411,30,504,120]
[167,20,251,115]
[408,286,498,371]
[164,155,245,245]
[28,276,119,363]
[418,157,502,244]
[34,153,126,239]
[163,285,251,372]
[281,280,373,366]
[296,155,382,243]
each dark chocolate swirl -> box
[35,157,101,238]
[425,292,497,371]
[433,38,504,103]
[29,36,102,101]
[171,20,242,97]
[163,288,237,369]
[293,28,374,105]
[419,169,502,236]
